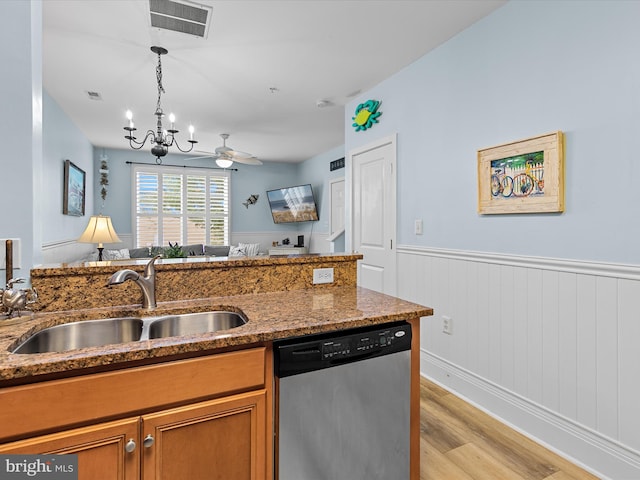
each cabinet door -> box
[141,390,267,480]
[0,417,140,480]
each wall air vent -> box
[149,0,212,39]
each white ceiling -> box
[43,0,505,163]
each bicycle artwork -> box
[477,131,565,214]
[490,151,544,199]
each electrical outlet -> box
[414,219,423,235]
[442,315,453,335]
[313,268,334,284]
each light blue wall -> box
[0,0,42,275]
[233,161,298,234]
[44,92,94,244]
[345,0,640,265]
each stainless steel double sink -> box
[11,311,247,355]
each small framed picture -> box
[63,159,86,216]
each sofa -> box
[128,244,231,258]
[97,242,263,262]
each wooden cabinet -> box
[142,390,267,480]
[0,418,140,480]
[0,347,272,480]
[0,391,267,480]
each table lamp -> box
[78,215,122,261]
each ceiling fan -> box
[188,133,262,167]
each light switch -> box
[414,219,423,235]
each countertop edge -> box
[31,253,364,277]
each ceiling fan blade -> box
[234,156,263,166]
[227,150,254,159]
[186,153,219,161]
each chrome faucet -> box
[107,255,161,310]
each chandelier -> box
[124,46,197,163]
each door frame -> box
[347,133,397,295]
[329,176,345,235]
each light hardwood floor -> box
[419,377,600,480]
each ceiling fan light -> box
[216,158,234,168]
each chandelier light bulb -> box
[189,125,195,140]
[169,113,175,124]
[125,110,134,129]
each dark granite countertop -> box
[0,286,433,383]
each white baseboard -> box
[422,351,640,480]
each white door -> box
[350,135,397,295]
[330,178,345,234]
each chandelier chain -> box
[155,51,165,113]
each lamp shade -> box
[78,215,121,246]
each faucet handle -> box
[144,255,162,278]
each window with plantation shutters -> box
[132,165,230,248]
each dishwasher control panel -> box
[275,322,412,378]
[322,325,408,359]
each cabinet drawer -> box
[0,347,266,442]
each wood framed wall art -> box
[477,131,564,214]
[63,159,86,216]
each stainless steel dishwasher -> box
[274,321,412,480]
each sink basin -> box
[148,311,247,339]
[12,317,143,354]
[11,311,248,354]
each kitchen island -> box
[0,254,432,479]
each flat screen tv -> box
[266,184,319,224]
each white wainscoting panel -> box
[397,245,640,480]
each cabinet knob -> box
[143,434,155,448]
[125,439,136,453]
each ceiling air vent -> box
[149,0,212,39]
[86,91,102,101]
